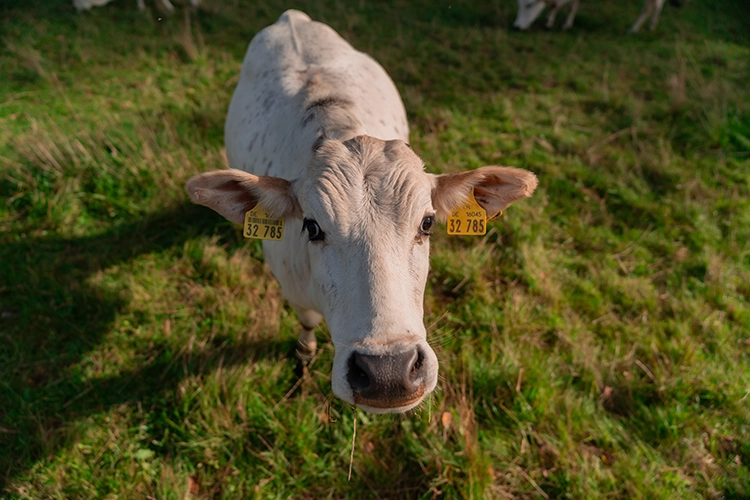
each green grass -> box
[1,0,749,497]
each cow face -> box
[186,135,538,413]
[513,0,547,30]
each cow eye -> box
[303,218,325,242]
[419,215,435,235]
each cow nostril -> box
[347,352,371,391]
[409,349,425,378]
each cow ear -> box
[186,170,300,224]
[431,166,538,221]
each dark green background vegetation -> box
[1,0,749,497]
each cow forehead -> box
[294,136,434,230]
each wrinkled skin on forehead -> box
[297,138,432,240]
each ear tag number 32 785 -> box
[447,188,489,236]
[244,206,284,241]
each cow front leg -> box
[649,0,666,31]
[158,0,175,13]
[291,304,323,361]
[296,327,317,360]
[629,0,655,33]
[562,0,579,30]
[545,3,562,29]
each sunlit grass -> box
[1,0,749,497]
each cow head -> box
[513,0,547,30]
[186,135,537,413]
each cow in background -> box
[74,0,200,13]
[514,0,580,31]
[513,0,688,33]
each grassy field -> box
[1,0,749,497]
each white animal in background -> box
[629,0,680,33]
[514,0,580,31]
[187,10,538,413]
[73,0,200,13]
[513,0,685,32]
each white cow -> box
[514,0,580,31]
[513,0,683,32]
[73,0,199,13]
[186,10,538,414]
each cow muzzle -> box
[346,348,429,411]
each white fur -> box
[514,0,669,32]
[629,0,668,33]
[73,0,199,13]
[189,10,538,413]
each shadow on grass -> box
[0,203,300,491]
[0,204,451,497]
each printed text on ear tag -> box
[244,206,284,240]
[447,188,487,236]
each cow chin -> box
[330,340,439,414]
[353,391,426,415]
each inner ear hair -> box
[471,167,538,211]
[432,166,538,219]
[186,170,300,224]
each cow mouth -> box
[351,386,425,411]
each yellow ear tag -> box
[243,206,284,240]
[447,188,490,236]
